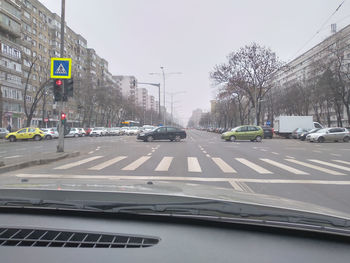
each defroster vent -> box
[0,228,159,248]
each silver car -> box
[41,128,59,140]
[307,127,350,143]
[0,128,9,139]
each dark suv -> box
[261,126,274,139]
[137,126,186,142]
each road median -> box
[0,151,80,174]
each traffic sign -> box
[51,58,72,79]
[44,118,49,122]
[266,120,271,126]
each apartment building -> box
[273,24,350,126]
[147,95,155,111]
[0,0,23,129]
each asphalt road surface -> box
[1,129,350,213]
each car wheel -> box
[230,135,236,142]
[317,137,325,143]
[175,135,181,142]
[46,135,52,140]
[169,139,174,142]
[147,136,154,142]
[255,136,262,142]
[288,134,293,139]
[74,134,79,138]
[343,136,350,143]
[34,135,41,141]
[9,136,16,142]
[300,138,305,141]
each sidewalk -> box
[0,151,80,174]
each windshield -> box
[1,0,350,233]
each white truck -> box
[273,116,323,138]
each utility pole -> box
[57,0,65,152]
[149,68,182,126]
[160,67,166,125]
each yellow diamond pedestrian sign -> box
[51,58,72,79]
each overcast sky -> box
[41,0,350,125]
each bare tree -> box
[211,43,283,125]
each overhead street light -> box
[149,67,182,125]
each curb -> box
[0,151,80,174]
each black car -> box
[137,126,186,142]
[299,128,320,141]
[261,126,274,139]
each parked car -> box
[141,125,155,132]
[90,127,104,136]
[41,128,59,140]
[307,127,350,143]
[299,128,320,141]
[77,128,86,137]
[292,128,312,139]
[0,128,9,139]
[126,127,140,136]
[107,128,119,136]
[221,125,264,142]
[85,128,92,136]
[137,126,186,142]
[261,126,274,139]
[5,127,44,142]
[65,127,80,138]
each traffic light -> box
[53,79,63,101]
[64,78,74,100]
[60,112,67,125]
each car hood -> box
[1,178,350,220]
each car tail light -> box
[50,131,54,134]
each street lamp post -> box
[149,67,182,126]
[137,82,161,124]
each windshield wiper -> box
[1,197,349,233]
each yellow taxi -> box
[5,127,45,142]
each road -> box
[1,129,350,213]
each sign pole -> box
[57,0,65,152]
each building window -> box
[24,11,30,19]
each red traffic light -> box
[61,113,66,120]
[55,79,63,86]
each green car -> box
[221,125,263,142]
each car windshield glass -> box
[2,0,350,234]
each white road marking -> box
[212,158,237,173]
[88,156,127,170]
[121,156,151,171]
[235,158,273,174]
[206,154,211,158]
[88,151,94,154]
[260,158,309,175]
[155,157,174,171]
[330,153,342,157]
[260,149,267,152]
[271,152,279,155]
[286,156,295,159]
[333,160,350,166]
[152,149,156,152]
[4,155,22,159]
[54,156,103,170]
[15,174,350,186]
[313,150,321,153]
[228,180,244,191]
[147,153,152,156]
[187,157,202,172]
[202,151,207,154]
[285,159,345,175]
[308,159,350,172]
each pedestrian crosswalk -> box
[51,155,350,177]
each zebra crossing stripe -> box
[155,157,173,171]
[285,159,345,175]
[260,158,309,175]
[308,159,350,172]
[122,156,151,171]
[228,180,244,191]
[235,158,273,174]
[88,156,127,170]
[187,157,202,172]
[333,160,350,166]
[212,158,237,173]
[54,156,103,170]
